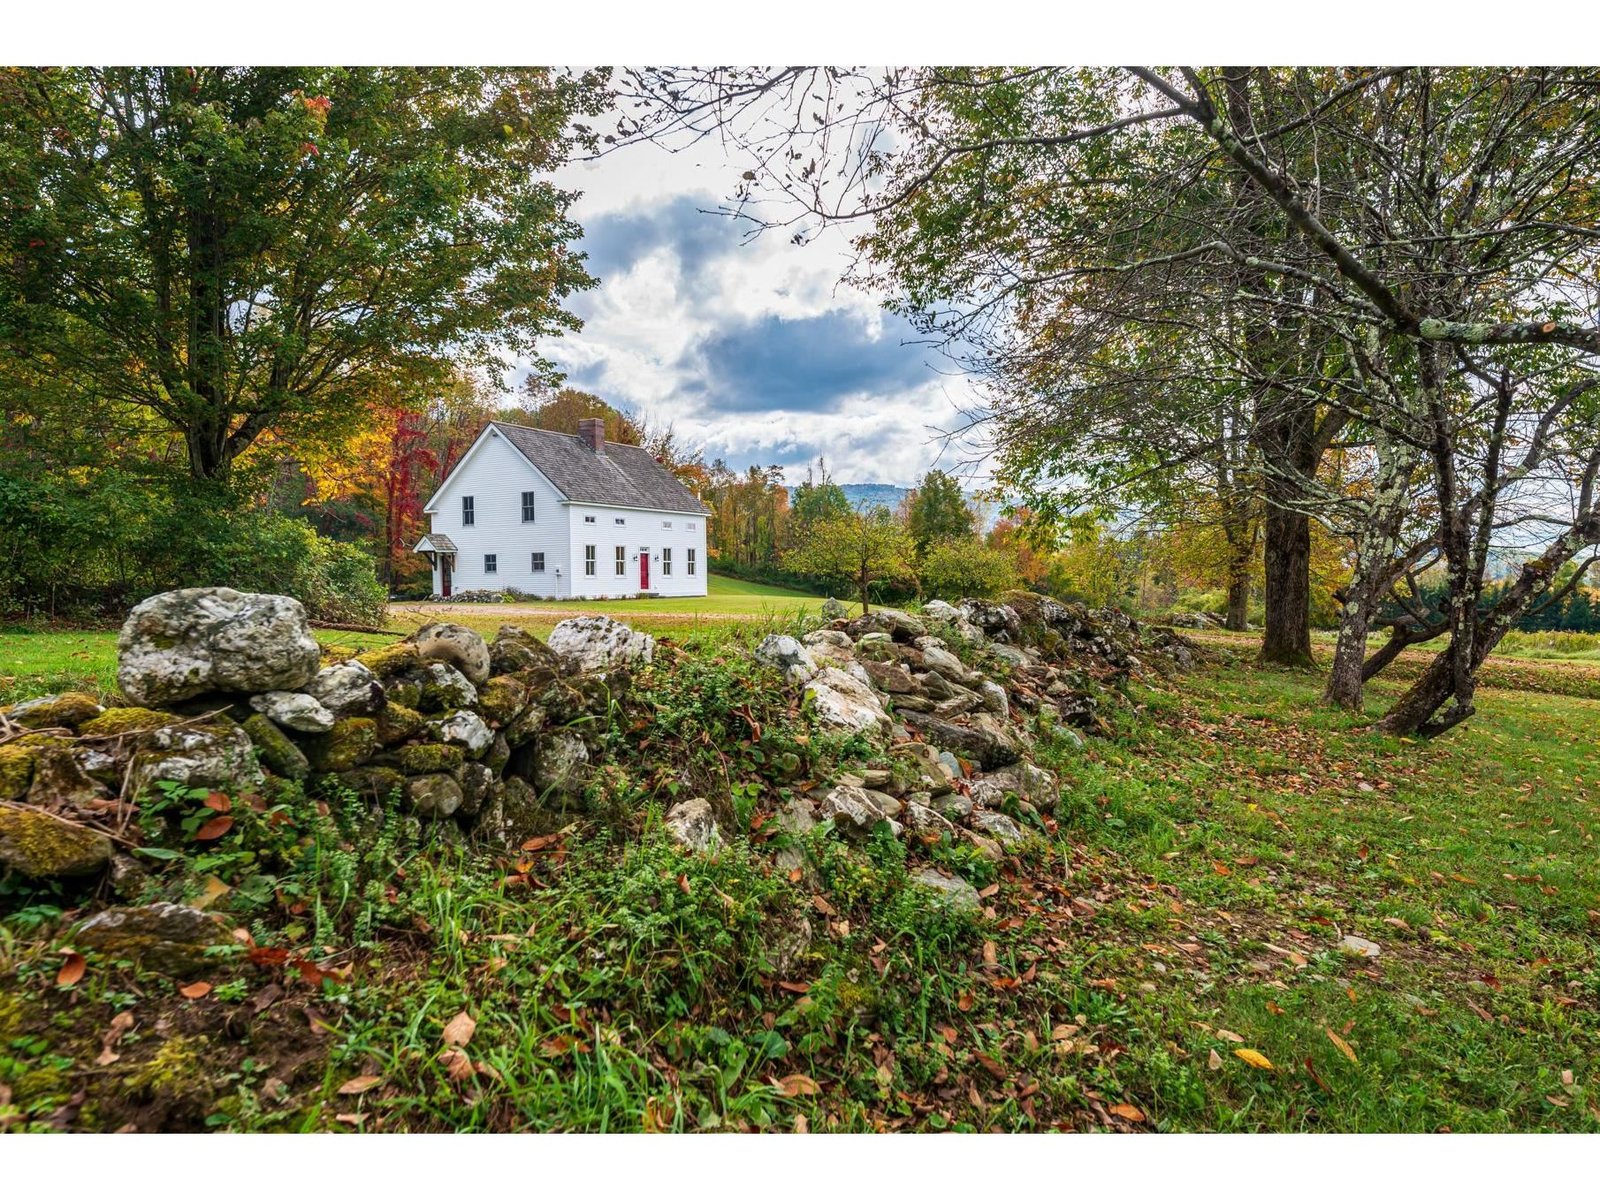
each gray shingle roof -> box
[491,422,709,515]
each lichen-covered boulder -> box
[241,714,310,781]
[415,662,478,713]
[803,667,890,736]
[73,902,232,975]
[819,784,903,838]
[489,625,562,678]
[392,742,465,774]
[4,692,104,731]
[959,599,1021,643]
[117,588,321,706]
[332,766,405,803]
[248,690,335,733]
[900,710,1022,770]
[535,729,590,798]
[354,641,421,679]
[664,797,720,852]
[755,634,819,683]
[845,607,926,643]
[405,773,463,820]
[303,718,379,773]
[0,804,113,878]
[302,659,384,717]
[406,622,491,686]
[547,616,654,673]
[909,867,981,913]
[458,763,496,818]
[477,675,529,727]
[373,702,425,747]
[128,721,266,797]
[820,596,849,620]
[970,810,1027,846]
[427,710,493,756]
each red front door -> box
[639,550,650,590]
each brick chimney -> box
[578,417,605,453]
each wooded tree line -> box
[620,66,1600,736]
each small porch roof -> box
[413,533,458,555]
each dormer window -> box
[462,496,475,526]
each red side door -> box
[639,550,650,590]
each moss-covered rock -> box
[303,717,378,773]
[489,625,562,678]
[124,1034,216,1106]
[241,713,310,780]
[4,691,105,731]
[383,678,423,710]
[417,663,478,713]
[392,742,465,774]
[0,804,113,878]
[0,744,38,801]
[478,675,529,726]
[405,773,463,819]
[375,702,425,747]
[482,731,510,775]
[73,902,233,975]
[354,641,421,679]
[330,766,405,803]
[26,743,112,809]
[78,707,177,738]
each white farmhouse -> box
[413,418,709,599]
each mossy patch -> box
[241,713,310,780]
[0,744,38,801]
[330,765,406,803]
[375,702,425,746]
[478,675,529,726]
[124,1035,214,1104]
[393,742,465,774]
[4,691,104,730]
[0,803,113,877]
[78,706,178,738]
[303,717,378,772]
[355,641,420,678]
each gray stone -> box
[535,729,590,797]
[25,743,112,811]
[802,629,853,650]
[820,596,849,620]
[406,622,492,686]
[406,773,464,820]
[803,667,891,736]
[417,662,479,711]
[905,801,956,838]
[303,659,384,717]
[979,680,1010,717]
[548,615,655,673]
[847,607,926,642]
[910,867,981,913]
[971,810,1027,846]
[754,634,820,683]
[428,709,494,755]
[117,588,321,706]
[249,690,336,733]
[458,763,496,818]
[819,784,903,838]
[664,797,721,852]
[1340,934,1381,958]
[74,902,233,975]
[987,643,1029,666]
[128,721,266,797]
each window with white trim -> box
[661,520,673,529]
[584,515,596,524]
[687,547,697,575]
[461,496,475,525]
[614,517,625,525]
[584,545,596,576]
[661,547,672,576]
[484,554,497,574]
[521,491,536,522]
[615,546,626,576]
[531,552,545,573]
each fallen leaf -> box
[1216,1028,1245,1043]
[1207,1049,1223,1071]
[438,1048,474,1083]
[1108,1102,1145,1122]
[96,1011,135,1066]
[178,981,213,999]
[1324,1028,1358,1064]
[777,980,810,995]
[1235,1048,1274,1070]
[337,1074,383,1095]
[776,1073,820,1097]
[203,791,232,813]
[194,815,234,842]
[441,1011,476,1047]
[56,951,86,988]
[335,1112,367,1126]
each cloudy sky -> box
[529,134,984,488]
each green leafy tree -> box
[788,458,854,547]
[919,538,1017,600]
[785,508,915,615]
[905,470,976,559]
[0,67,605,480]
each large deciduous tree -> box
[0,66,605,481]
[785,508,915,614]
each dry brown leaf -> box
[438,1048,474,1083]
[776,1073,821,1097]
[1217,1028,1245,1043]
[1324,1027,1358,1064]
[441,1011,476,1047]
[1108,1103,1145,1122]
[194,814,234,841]
[1207,1049,1223,1071]
[178,981,213,999]
[56,951,86,988]
[337,1074,384,1095]
[96,1010,135,1066]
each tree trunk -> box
[1323,589,1369,709]
[1225,573,1251,631]
[1259,501,1313,666]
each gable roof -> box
[489,421,709,515]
